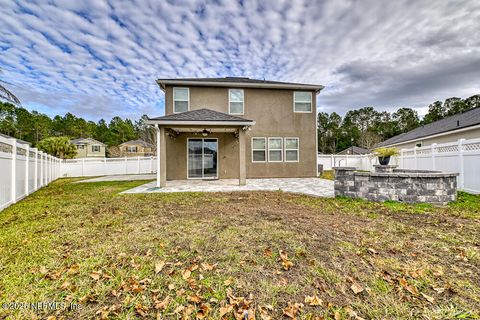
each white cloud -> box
[0,0,479,121]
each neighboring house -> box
[375,107,480,149]
[337,146,369,155]
[147,77,324,186]
[71,138,106,158]
[118,139,155,157]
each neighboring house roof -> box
[337,146,369,155]
[375,107,480,148]
[71,137,106,146]
[156,77,324,93]
[147,108,255,126]
[119,139,154,148]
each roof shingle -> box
[148,108,254,122]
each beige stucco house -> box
[147,77,324,187]
[118,139,155,157]
[71,138,106,158]
[375,107,480,149]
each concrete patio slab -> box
[121,178,334,197]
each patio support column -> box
[238,128,246,185]
[159,127,167,187]
[155,125,160,187]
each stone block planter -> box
[333,165,458,205]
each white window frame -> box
[173,87,189,113]
[127,146,138,153]
[268,137,283,162]
[284,137,299,162]
[92,145,101,152]
[293,91,312,113]
[251,137,267,163]
[229,89,244,115]
[77,144,85,150]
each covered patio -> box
[121,177,334,197]
[147,109,255,187]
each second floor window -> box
[229,89,244,115]
[127,146,138,153]
[174,87,189,113]
[294,91,312,113]
[92,145,101,152]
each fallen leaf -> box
[188,295,203,304]
[421,292,435,303]
[305,294,322,306]
[279,250,294,271]
[154,296,170,310]
[350,283,364,295]
[219,304,233,317]
[433,287,445,294]
[89,271,102,281]
[135,303,149,318]
[201,262,216,271]
[182,269,191,280]
[283,302,303,319]
[399,278,418,296]
[155,261,165,274]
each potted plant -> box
[373,147,399,165]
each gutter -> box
[145,120,256,126]
[156,80,324,93]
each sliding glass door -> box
[187,138,218,179]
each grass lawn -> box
[0,179,479,319]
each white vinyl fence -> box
[60,157,157,177]
[319,137,480,194]
[317,154,398,171]
[0,135,61,211]
[399,138,480,194]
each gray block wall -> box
[334,166,458,205]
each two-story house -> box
[118,139,155,157]
[71,138,106,158]
[147,77,324,187]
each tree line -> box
[318,94,480,153]
[0,102,155,148]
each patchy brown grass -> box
[0,179,479,319]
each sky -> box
[1,0,479,122]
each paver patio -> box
[121,177,334,197]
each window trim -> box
[228,88,244,115]
[251,137,267,163]
[268,137,283,162]
[92,145,101,152]
[293,91,313,113]
[173,87,190,113]
[284,137,300,162]
[127,146,138,153]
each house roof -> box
[375,107,480,148]
[147,108,255,126]
[337,146,369,155]
[71,137,106,146]
[119,139,154,147]
[156,77,324,93]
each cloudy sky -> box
[1,0,479,121]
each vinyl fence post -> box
[330,154,334,169]
[414,146,418,170]
[10,138,17,204]
[400,149,404,168]
[138,156,141,174]
[34,148,38,190]
[125,156,128,174]
[458,139,465,190]
[25,144,29,196]
[39,152,43,187]
[104,157,107,175]
[431,143,437,171]
[82,158,85,176]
